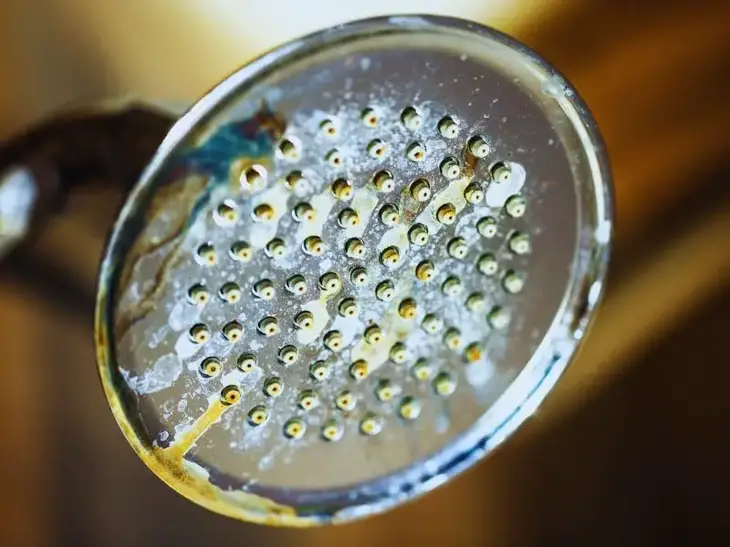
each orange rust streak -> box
[165,398,228,460]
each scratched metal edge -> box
[94,14,613,526]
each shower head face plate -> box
[95,15,612,526]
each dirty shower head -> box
[95,15,612,526]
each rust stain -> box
[163,398,227,460]
[145,397,302,524]
[465,345,483,363]
[114,174,208,337]
[95,103,313,525]
[95,314,306,525]
[118,174,208,290]
[115,153,274,340]
[114,101,286,339]
[97,202,305,521]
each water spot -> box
[465,358,494,387]
[168,300,200,331]
[541,77,566,98]
[485,162,527,208]
[149,325,169,348]
[175,331,201,359]
[122,354,182,394]
[297,298,330,345]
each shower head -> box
[95,15,612,527]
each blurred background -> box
[1,1,730,545]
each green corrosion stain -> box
[115,101,288,336]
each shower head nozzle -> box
[95,15,612,526]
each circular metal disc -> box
[95,15,612,526]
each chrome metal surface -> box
[0,166,38,259]
[95,15,612,526]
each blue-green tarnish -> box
[167,101,288,224]
[114,102,287,335]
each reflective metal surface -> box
[96,15,611,526]
[0,166,37,259]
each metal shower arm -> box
[0,104,174,259]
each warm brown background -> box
[2,1,730,546]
